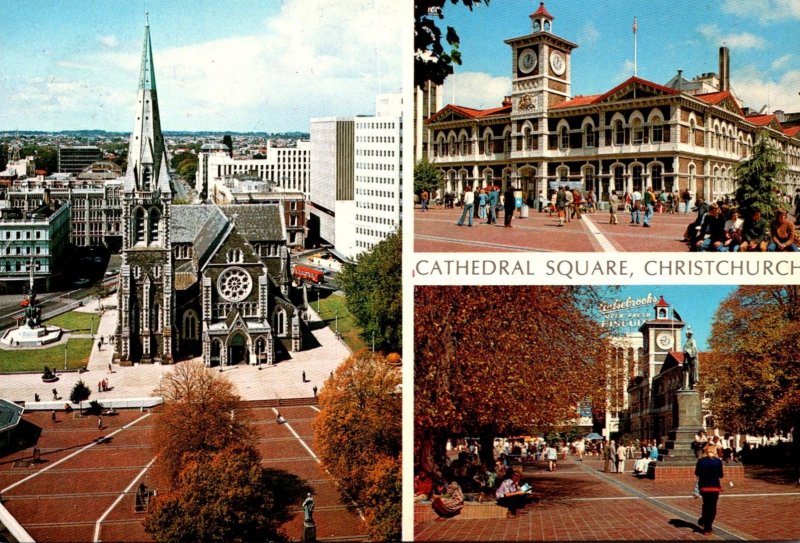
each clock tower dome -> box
[639,296,685,383]
[505,2,578,121]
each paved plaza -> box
[415,456,800,541]
[0,295,351,408]
[0,405,367,542]
[415,205,700,252]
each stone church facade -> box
[115,23,301,367]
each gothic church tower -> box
[116,20,174,364]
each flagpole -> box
[633,16,638,77]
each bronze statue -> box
[302,493,315,523]
[683,329,699,390]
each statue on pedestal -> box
[302,492,316,542]
[682,329,699,390]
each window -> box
[614,166,625,192]
[133,208,145,244]
[651,119,663,143]
[614,120,624,145]
[559,126,569,149]
[149,208,160,244]
[273,308,287,336]
[583,167,594,191]
[227,248,243,263]
[632,119,644,144]
[632,165,643,190]
[584,125,595,147]
[651,165,663,191]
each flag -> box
[633,16,638,34]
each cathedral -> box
[114,22,302,366]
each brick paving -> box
[415,206,694,252]
[0,404,368,542]
[415,456,800,541]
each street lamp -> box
[335,309,339,337]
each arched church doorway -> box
[227,332,250,365]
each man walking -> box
[486,186,499,225]
[503,185,516,228]
[456,186,475,227]
[420,189,429,212]
[631,188,642,224]
[643,187,656,227]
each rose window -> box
[217,267,252,302]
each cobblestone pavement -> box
[414,206,694,252]
[415,456,800,541]
[0,405,367,542]
[0,297,351,406]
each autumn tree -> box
[734,131,787,220]
[415,286,610,472]
[414,157,442,196]
[313,351,401,540]
[152,361,252,484]
[703,286,800,454]
[145,444,308,543]
[415,0,490,89]
[337,230,402,353]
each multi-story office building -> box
[349,94,402,258]
[308,118,354,248]
[425,3,800,203]
[0,195,71,292]
[5,178,123,250]
[58,145,102,175]
[195,140,311,201]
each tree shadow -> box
[743,465,799,485]
[262,467,313,525]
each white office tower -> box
[347,93,403,259]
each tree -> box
[69,379,91,413]
[145,444,308,543]
[313,351,401,540]
[176,156,198,184]
[703,286,800,447]
[153,361,252,484]
[415,286,610,472]
[414,157,442,196]
[337,230,402,353]
[734,131,787,220]
[415,0,490,89]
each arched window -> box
[226,248,243,263]
[614,166,625,192]
[631,118,644,144]
[651,165,663,192]
[583,166,595,191]
[557,166,569,185]
[149,208,160,245]
[524,125,534,150]
[632,165,643,190]
[142,166,151,190]
[584,124,595,147]
[273,308,287,336]
[651,118,663,143]
[460,133,468,155]
[503,131,511,154]
[559,126,569,149]
[183,310,198,340]
[484,132,493,155]
[152,303,161,332]
[533,20,541,32]
[614,120,625,145]
[133,207,145,245]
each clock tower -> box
[505,2,578,121]
[639,296,684,383]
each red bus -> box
[292,265,324,284]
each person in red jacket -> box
[695,443,724,535]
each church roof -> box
[531,2,553,19]
[171,205,229,265]
[219,204,285,242]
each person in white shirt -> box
[456,186,475,227]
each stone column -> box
[663,389,703,463]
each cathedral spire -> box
[124,19,171,195]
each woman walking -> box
[695,443,724,535]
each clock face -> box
[656,331,674,350]
[550,51,566,76]
[518,48,537,75]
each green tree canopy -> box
[704,286,800,441]
[734,131,787,220]
[415,286,610,471]
[337,230,402,354]
[69,379,91,410]
[414,158,442,195]
[415,0,490,89]
[313,351,401,540]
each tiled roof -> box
[171,204,229,265]
[784,126,800,137]
[550,94,603,109]
[694,91,731,105]
[219,204,285,242]
[531,2,553,19]
[426,103,512,124]
[595,76,679,103]
[745,114,777,126]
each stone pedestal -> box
[663,389,703,464]
[303,520,316,542]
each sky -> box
[598,285,737,351]
[0,0,404,132]
[438,0,800,115]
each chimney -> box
[502,96,512,107]
[677,70,683,93]
[44,188,52,209]
[719,46,730,92]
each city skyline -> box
[438,0,800,115]
[1,0,403,133]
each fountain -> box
[0,262,63,348]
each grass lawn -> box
[317,293,366,352]
[0,338,94,373]
[45,311,99,334]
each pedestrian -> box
[602,439,612,472]
[103,379,108,391]
[34,393,40,402]
[546,442,558,471]
[617,442,627,473]
[456,186,475,227]
[643,187,656,227]
[51,410,56,423]
[98,417,103,430]
[313,385,318,398]
[420,189,429,212]
[486,186,499,224]
[556,186,567,226]
[630,188,642,224]
[98,381,102,393]
[695,443,724,535]
[108,363,112,373]
[609,440,618,472]
[97,340,102,351]
[503,185,516,228]
[99,336,104,346]
[52,388,58,400]
[609,190,619,225]
[302,370,306,382]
